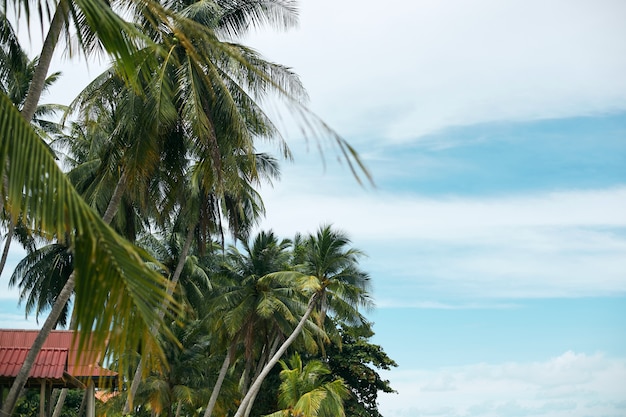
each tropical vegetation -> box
[0,0,392,415]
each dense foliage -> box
[325,324,397,417]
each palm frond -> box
[0,90,176,377]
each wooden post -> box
[38,380,53,417]
[86,382,95,417]
[40,381,46,417]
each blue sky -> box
[1,0,626,416]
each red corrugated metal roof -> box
[0,330,116,379]
[0,347,68,379]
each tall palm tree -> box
[0,11,67,277]
[1,3,189,410]
[200,230,302,417]
[234,225,373,417]
[264,353,349,417]
[0,84,175,417]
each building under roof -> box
[0,330,117,417]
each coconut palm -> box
[264,353,349,417]
[0,11,67,277]
[234,225,373,417]
[200,230,303,417]
[0,86,174,417]
[0,4,184,410]
[8,243,73,327]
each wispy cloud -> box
[260,186,626,240]
[379,351,626,417]
[257,186,626,299]
[249,0,626,141]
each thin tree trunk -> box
[0,219,14,277]
[202,350,230,417]
[239,334,281,417]
[242,347,266,398]
[242,390,257,417]
[0,11,67,398]
[123,225,195,413]
[50,389,67,417]
[1,174,125,417]
[20,0,66,122]
[233,293,318,417]
[0,0,65,281]
[122,358,143,415]
[239,357,252,397]
[102,172,127,224]
[242,333,280,396]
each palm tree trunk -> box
[102,171,127,224]
[20,0,67,122]
[0,13,71,409]
[51,388,68,417]
[233,293,318,417]
[0,0,65,279]
[50,314,78,417]
[239,357,252,397]
[240,335,280,417]
[0,218,14,277]
[202,350,231,417]
[1,175,125,417]
[122,358,143,415]
[242,333,280,396]
[242,390,257,417]
[123,225,195,413]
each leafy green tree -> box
[13,389,83,417]
[323,323,397,417]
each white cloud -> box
[256,186,626,298]
[378,352,626,417]
[260,186,626,241]
[248,0,626,141]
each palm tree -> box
[264,353,349,417]
[201,230,302,417]
[1,4,187,410]
[0,84,175,417]
[0,11,67,277]
[8,243,73,328]
[233,225,373,417]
